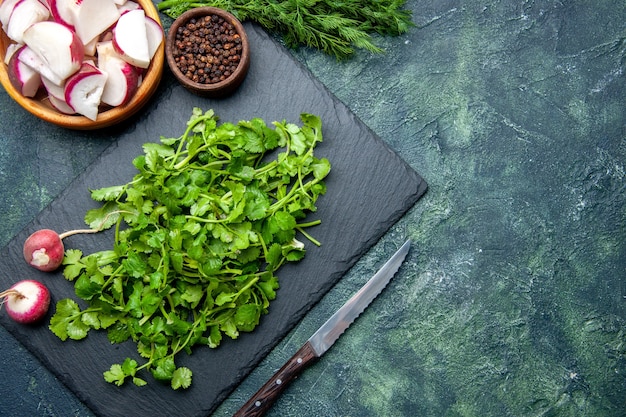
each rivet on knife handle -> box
[232,341,318,417]
[232,239,411,417]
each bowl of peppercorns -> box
[166,7,250,98]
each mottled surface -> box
[1,0,625,416]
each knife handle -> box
[232,341,319,417]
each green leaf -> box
[90,185,126,201]
[107,322,131,344]
[49,299,82,341]
[152,357,176,381]
[266,243,283,270]
[215,292,236,306]
[235,303,261,332]
[66,317,90,340]
[171,367,192,390]
[104,364,126,386]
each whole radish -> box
[0,280,50,324]
[23,211,126,272]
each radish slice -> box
[16,45,64,85]
[4,42,22,65]
[0,0,21,31]
[6,0,50,43]
[41,74,65,99]
[116,0,140,14]
[7,51,42,97]
[47,0,80,28]
[22,20,84,80]
[49,94,75,114]
[74,0,120,45]
[112,8,149,69]
[145,15,163,60]
[97,40,139,106]
[64,62,107,120]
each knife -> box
[232,239,411,417]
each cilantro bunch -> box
[49,108,331,389]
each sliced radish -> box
[116,0,139,14]
[74,0,119,45]
[99,55,139,106]
[22,20,84,81]
[6,0,50,43]
[112,8,149,69]
[41,74,65,99]
[16,45,63,85]
[0,0,21,31]
[4,42,22,64]
[7,51,42,97]
[83,35,99,56]
[49,94,75,113]
[64,62,107,120]
[0,280,50,324]
[145,15,163,60]
[46,0,80,28]
[97,40,139,106]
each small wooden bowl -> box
[0,0,164,130]
[166,7,250,98]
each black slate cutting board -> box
[0,23,426,417]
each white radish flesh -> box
[22,20,84,80]
[74,0,119,45]
[112,8,149,69]
[0,280,50,324]
[64,62,107,120]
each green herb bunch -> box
[158,0,414,59]
[49,108,331,389]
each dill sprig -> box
[157,0,414,59]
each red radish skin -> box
[23,229,65,272]
[0,280,50,324]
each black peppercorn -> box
[172,13,243,85]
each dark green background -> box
[1,1,624,416]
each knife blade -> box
[232,239,411,417]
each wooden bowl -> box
[166,7,250,98]
[0,0,164,130]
